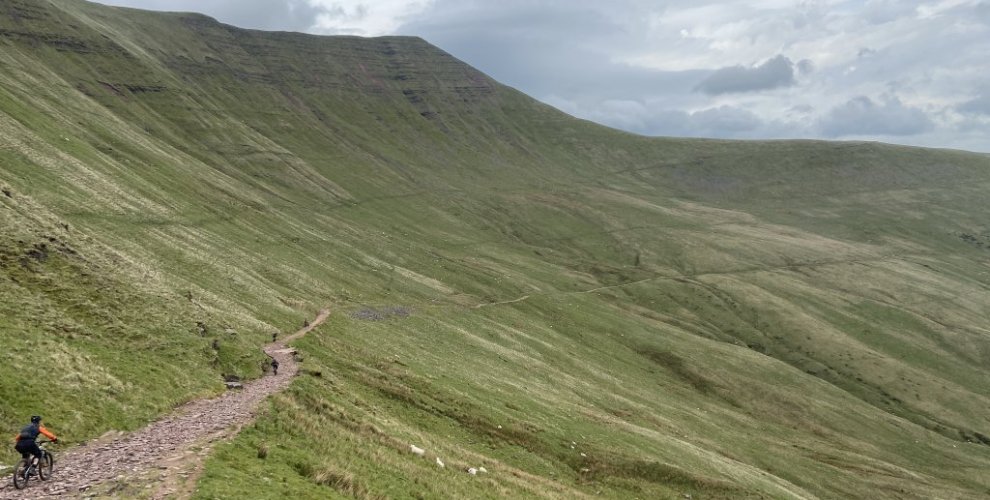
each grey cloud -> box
[971,2,990,24]
[858,48,877,58]
[694,55,796,95]
[958,117,989,132]
[862,0,918,25]
[98,0,990,152]
[569,98,769,139]
[690,106,762,133]
[958,92,990,115]
[399,1,707,104]
[583,99,655,133]
[673,105,807,139]
[820,96,933,137]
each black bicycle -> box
[12,439,55,490]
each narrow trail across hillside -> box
[472,253,925,308]
[0,309,331,499]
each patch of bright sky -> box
[91,0,990,152]
[308,0,434,36]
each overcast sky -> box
[97,0,990,153]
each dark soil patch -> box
[638,346,715,394]
[25,243,49,262]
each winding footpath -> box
[1,309,331,499]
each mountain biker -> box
[14,416,57,469]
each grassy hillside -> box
[1,0,990,498]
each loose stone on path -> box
[0,309,330,499]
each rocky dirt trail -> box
[0,309,331,499]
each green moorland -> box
[1,0,989,498]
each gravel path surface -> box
[1,309,331,499]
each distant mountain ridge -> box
[2,0,990,498]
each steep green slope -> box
[1,0,990,498]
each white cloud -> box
[98,0,326,31]
[307,0,434,36]
[91,1,990,152]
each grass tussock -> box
[309,462,386,500]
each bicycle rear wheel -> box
[38,452,54,481]
[12,459,30,489]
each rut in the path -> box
[0,309,331,499]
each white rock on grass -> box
[467,467,477,475]
[410,445,425,456]
[478,466,488,474]
[436,457,445,468]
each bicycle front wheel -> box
[38,452,54,481]
[12,459,30,489]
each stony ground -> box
[0,310,330,499]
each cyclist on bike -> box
[13,415,57,469]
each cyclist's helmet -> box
[30,415,41,424]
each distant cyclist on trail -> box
[14,416,57,468]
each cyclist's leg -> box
[27,443,42,466]
[14,441,38,464]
